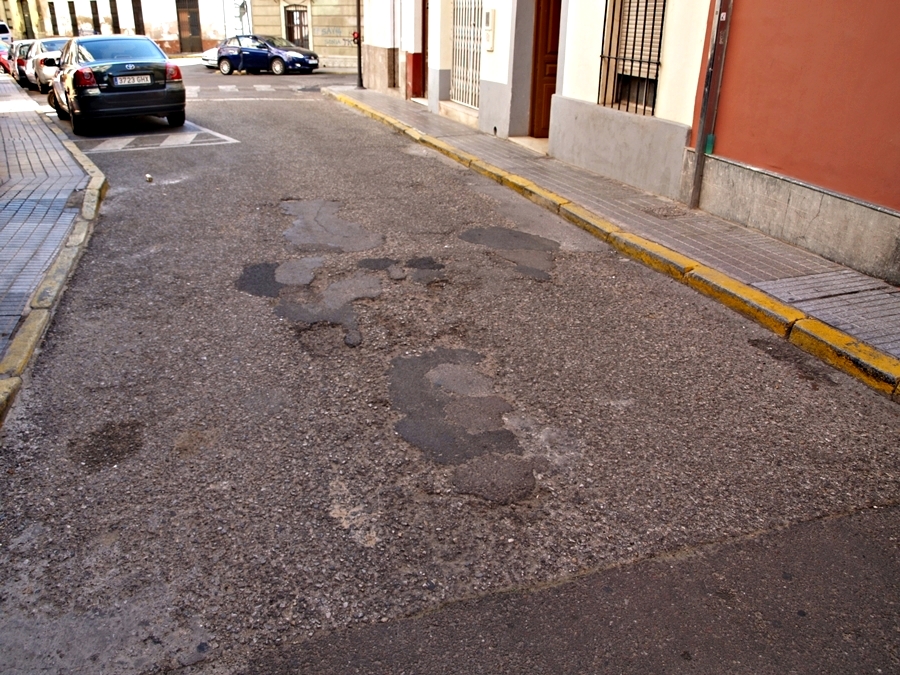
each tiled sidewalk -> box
[331,87,900,360]
[0,77,87,356]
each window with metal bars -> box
[597,0,667,116]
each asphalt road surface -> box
[1,64,898,674]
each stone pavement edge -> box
[0,80,107,424]
[325,89,900,403]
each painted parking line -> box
[160,132,198,147]
[91,137,135,151]
[71,122,238,154]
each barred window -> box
[598,0,667,115]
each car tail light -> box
[73,66,96,87]
[166,62,182,82]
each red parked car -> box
[0,41,11,75]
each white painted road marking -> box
[160,132,198,147]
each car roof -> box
[73,34,154,42]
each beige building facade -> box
[249,0,359,68]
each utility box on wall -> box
[483,8,495,51]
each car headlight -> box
[286,51,305,59]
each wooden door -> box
[529,0,561,138]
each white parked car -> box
[24,37,68,93]
[202,42,223,68]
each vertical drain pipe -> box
[689,0,732,209]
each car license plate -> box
[115,74,151,85]
[309,59,317,65]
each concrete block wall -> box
[685,152,900,285]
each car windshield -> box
[42,39,68,51]
[76,38,165,62]
[262,36,296,49]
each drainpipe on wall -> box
[689,0,732,210]
[355,0,363,87]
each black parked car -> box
[49,34,185,135]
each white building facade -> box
[363,0,710,199]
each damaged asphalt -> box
[0,82,898,673]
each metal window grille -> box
[598,0,667,115]
[450,0,482,109]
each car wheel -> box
[270,58,285,75]
[39,81,49,94]
[219,58,233,75]
[167,110,185,128]
[71,112,90,136]
[51,91,70,120]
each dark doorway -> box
[528,0,561,138]
[285,5,309,48]
[17,0,35,39]
[67,0,77,35]
[49,2,60,35]
[176,0,202,53]
[421,0,428,97]
[90,0,101,33]
[131,0,145,34]
[110,0,120,33]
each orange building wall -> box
[707,1,900,211]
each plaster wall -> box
[426,0,452,108]
[549,95,690,199]
[709,0,900,211]
[653,0,706,126]
[685,152,900,285]
[558,0,603,102]
[560,0,704,127]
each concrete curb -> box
[0,118,108,423]
[328,89,900,402]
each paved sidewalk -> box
[328,87,900,400]
[0,75,87,357]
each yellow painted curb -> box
[0,377,22,420]
[31,247,79,309]
[404,127,424,142]
[469,159,510,185]
[685,266,806,337]
[419,135,478,167]
[500,174,570,213]
[559,203,621,242]
[0,310,50,378]
[609,232,699,281]
[327,91,411,134]
[789,318,900,398]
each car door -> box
[238,36,268,70]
